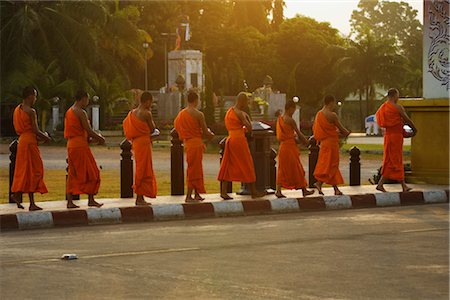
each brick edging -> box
[1,190,448,231]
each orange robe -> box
[276,116,307,189]
[64,108,100,195]
[123,111,157,198]
[174,109,206,193]
[217,108,256,183]
[312,111,344,185]
[376,101,404,181]
[11,105,48,194]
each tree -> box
[230,1,271,34]
[271,0,285,31]
[269,16,346,118]
[3,56,75,129]
[350,0,423,96]
[333,33,405,128]
[1,1,152,121]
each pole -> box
[164,39,168,90]
[144,50,148,91]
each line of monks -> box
[10,86,417,211]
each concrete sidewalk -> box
[1,184,448,231]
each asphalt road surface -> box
[1,204,448,299]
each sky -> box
[284,0,423,35]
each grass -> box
[0,169,242,204]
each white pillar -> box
[91,105,100,131]
[293,107,301,131]
[52,105,59,131]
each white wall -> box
[423,0,450,100]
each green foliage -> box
[1,0,151,127]
[350,0,423,96]
[1,0,423,130]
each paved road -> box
[1,204,448,299]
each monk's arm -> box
[397,105,418,133]
[145,111,156,134]
[29,109,51,142]
[78,110,105,144]
[198,112,214,140]
[331,113,351,137]
[286,117,308,145]
[238,111,252,132]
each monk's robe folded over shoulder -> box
[123,112,157,198]
[174,109,206,193]
[276,117,307,189]
[217,108,256,183]
[11,105,48,194]
[376,101,404,181]
[312,111,344,185]
[64,108,100,195]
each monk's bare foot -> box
[376,185,387,192]
[67,202,80,209]
[135,199,151,206]
[11,195,24,209]
[185,196,200,203]
[29,204,43,211]
[334,190,343,196]
[314,182,324,195]
[302,189,315,197]
[220,194,233,200]
[402,186,413,192]
[194,194,205,201]
[88,200,103,208]
[251,191,266,199]
[275,192,286,198]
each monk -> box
[276,99,314,198]
[217,92,266,200]
[123,91,157,205]
[174,91,215,202]
[65,90,105,209]
[11,86,51,211]
[313,95,350,195]
[375,88,417,192]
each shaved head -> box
[237,92,248,107]
[387,88,399,99]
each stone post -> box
[219,137,232,193]
[308,137,320,188]
[9,140,22,203]
[270,148,277,190]
[120,139,134,198]
[349,146,361,186]
[170,129,184,195]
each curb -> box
[1,190,448,231]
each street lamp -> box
[143,41,149,90]
[293,96,301,131]
[337,101,342,119]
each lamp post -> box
[51,97,60,132]
[337,101,342,119]
[293,96,301,131]
[91,96,100,131]
[143,41,149,90]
